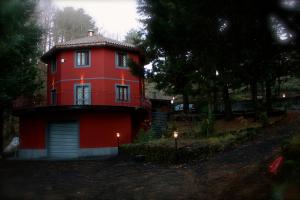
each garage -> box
[48,122,79,158]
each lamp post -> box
[174,131,178,162]
[116,132,120,155]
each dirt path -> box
[0,113,299,200]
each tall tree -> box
[0,0,42,155]
[52,7,98,43]
[36,0,56,52]
[138,0,300,117]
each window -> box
[115,52,128,68]
[50,59,56,73]
[75,50,90,67]
[50,89,57,105]
[116,85,129,102]
[75,84,91,105]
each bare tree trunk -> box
[0,107,3,156]
[223,84,232,121]
[266,81,272,115]
[250,80,258,119]
[213,85,218,113]
[183,93,189,113]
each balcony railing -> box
[13,94,151,110]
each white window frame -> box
[115,84,130,102]
[115,51,129,69]
[75,50,91,68]
[74,83,91,105]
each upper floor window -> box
[116,85,130,102]
[50,59,56,73]
[50,89,57,105]
[75,50,90,67]
[75,84,91,105]
[115,52,128,68]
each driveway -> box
[0,112,298,200]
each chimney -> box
[88,29,94,37]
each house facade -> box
[16,31,150,159]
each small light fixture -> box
[116,132,120,154]
[171,100,174,104]
[282,93,286,98]
[61,58,65,63]
[216,70,219,76]
[173,131,179,162]
[173,131,178,139]
[80,75,84,85]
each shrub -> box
[134,128,157,143]
[282,134,300,161]
[258,111,269,127]
[200,115,215,137]
[121,128,259,164]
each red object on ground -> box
[268,156,284,175]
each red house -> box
[16,31,150,159]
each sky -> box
[52,0,141,40]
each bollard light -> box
[173,131,179,162]
[116,132,120,154]
[173,131,178,139]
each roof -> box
[41,35,140,62]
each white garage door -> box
[48,122,79,158]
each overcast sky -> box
[52,0,141,40]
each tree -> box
[36,0,56,52]
[52,7,98,43]
[138,0,198,112]
[138,0,300,118]
[0,0,42,155]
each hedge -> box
[120,127,259,164]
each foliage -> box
[36,0,56,52]
[199,111,215,137]
[137,0,300,115]
[127,57,144,78]
[0,0,43,106]
[272,134,300,199]
[0,0,42,153]
[134,128,157,143]
[258,112,269,127]
[52,7,98,43]
[282,134,300,161]
[121,128,259,164]
[124,29,143,46]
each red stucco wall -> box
[47,48,143,107]
[19,112,133,149]
[19,116,45,149]
[80,112,132,148]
